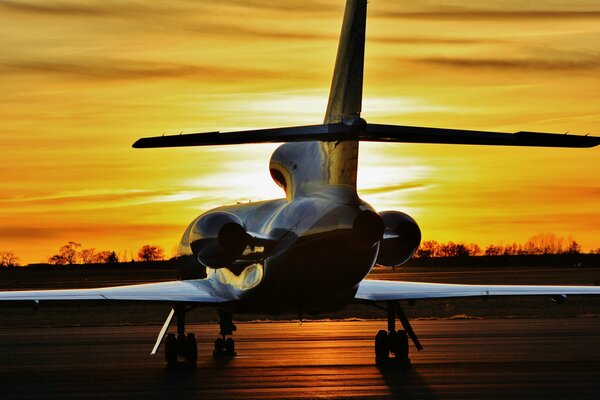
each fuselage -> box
[176,140,381,315]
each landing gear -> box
[374,301,421,366]
[163,305,198,368]
[213,309,237,356]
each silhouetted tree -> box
[466,243,482,256]
[80,248,97,264]
[49,241,82,265]
[107,251,119,264]
[48,254,66,265]
[137,245,165,262]
[485,244,503,256]
[93,250,119,264]
[0,251,19,267]
[415,240,439,258]
[564,240,581,255]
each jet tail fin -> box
[324,0,367,124]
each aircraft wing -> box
[133,123,599,149]
[0,279,238,303]
[356,279,600,301]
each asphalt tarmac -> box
[1,318,599,399]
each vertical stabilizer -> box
[324,0,367,124]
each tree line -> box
[0,242,166,267]
[1,233,598,267]
[44,242,166,265]
[415,233,587,258]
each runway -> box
[2,318,600,399]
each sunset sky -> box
[1,0,599,264]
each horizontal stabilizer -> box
[364,124,600,148]
[133,122,599,148]
[133,124,348,148]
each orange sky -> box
[1,0,599,264]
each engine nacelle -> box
[189,211,249,268]
[376,211,421,267]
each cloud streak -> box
[410,55,600,71]
[376,11,600,21]
[1,59,287,82]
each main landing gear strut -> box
[154,306,238,368]
[213,309,237,356]
[375,301,423,365]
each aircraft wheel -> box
[176,333,186,356]
[394,330,409,361]
[225,337,235,355]
[375,329,389,364]
[214,337,225,355]
[165,333,178,367]
[184,333,197,368]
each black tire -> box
[165,333,178,367]
[184,333,197,368]
[375,330,389,364]
[176,333,186,356]
[388,330,398,355]
[214,337,225,354]
[225,338,235,355]
[394,330,409,361]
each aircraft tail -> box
[324,0,367,124]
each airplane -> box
[1,0,599,368]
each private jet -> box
[2,0,599,367]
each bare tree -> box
[48,254,66,265]
[80,248,97,264]
[137,245,165,262]
[94,250,119,264]
[107,251,119,264]
[565,240,581,255]
[485,244,503,256]
[415,240,439,258]
[49,241,82,265]
[0,251,19,267]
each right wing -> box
[0,279,239,303]
[133,122,599,149]
[356,279,600,302]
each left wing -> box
[356,279,600,302]
[0,279,239,303]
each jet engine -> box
[376,211,421,267]
[189,211,249,268]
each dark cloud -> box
[183,22,336,41]
[0,1,115,16]
[410,55,600,71]
[0,223,181,241]
[0,190,157,207]
[359,183,428,196]
[0,0,176,17]
[1,59,284,82]
[371,36,501,45]
[209,0,339,13]
[375,11,600,21]
[0,0,339,19]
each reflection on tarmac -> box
[1,319,600,399]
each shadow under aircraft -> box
[2,0,599,368]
